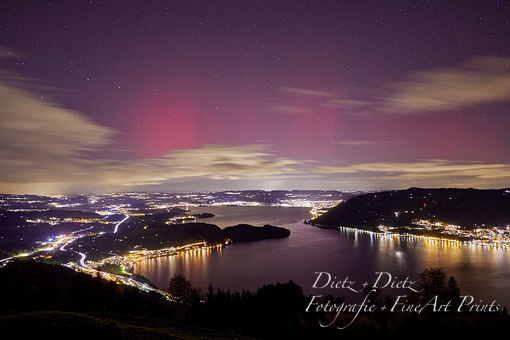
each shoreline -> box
[304,220,510,250]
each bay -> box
[134,206,510,307]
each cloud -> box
[0,52,115,163]
[0,57,118,192]
[107,144,302,191]
[0,142,302,194]
[268,104,312,114]
[269,87,336,115]
[0,143,302,194]
[316,159,510,189]
[279,87,333,97]
[334,140,407,146]
[322,98,372,110]
[318,159,510,176]
[1,50,508,194]
[0,70,302,194]
[0,55,303,194]
[379,56,510,114]
[272,56,510,117]
[154,144,300,180]
[0,83,114,156]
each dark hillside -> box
[312,188,510,229]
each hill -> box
[70,222,291,259]
[311,188,510,230]
[0,261,254,340]
[224,224,291,242]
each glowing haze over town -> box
[0,1,509,194]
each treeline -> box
[1,260,510,339]
[187,280,307,338]
[0,260,171,318]
[175,270,510,338]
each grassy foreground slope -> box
[0,310,254,340]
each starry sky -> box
[0,0,509,194]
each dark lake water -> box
[134,206,510,307]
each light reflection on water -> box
[134,206,510,307]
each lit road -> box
[0,253,29,263]
[74,250,174,301]
[71,226,94,235]
[77,252,92,269]
[113,215,129,234]
[0,234,79,264]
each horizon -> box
[1,186,509,197]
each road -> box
[114,215,129,233]
[74,250,174,300]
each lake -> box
[134,206,510,307]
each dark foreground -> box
[1,260,509,339]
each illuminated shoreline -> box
[330,225,510,250]
[92,240,229,271]
[65,240,229,301]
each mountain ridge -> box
[311,187,510,230]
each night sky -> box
[1,1,509,194]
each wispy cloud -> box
[272,56,510,117]
[322,98,372,111]
[269,87,336,115]
[0,52,118,193]
[1,50,508,194]
[334,140,407,146]
[154,144,300,181]
[279,87,333,97]
[379,56,510,114]
[317,159,510,189]
[268,104,312,115]
[0,55,302,194]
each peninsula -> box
[309,188,510,248]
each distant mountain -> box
[25,210,101,219]
[311,188,510,230]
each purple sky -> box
[0,1,509,194]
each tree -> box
[167,273,193,303]
[416,267,448,303]
[167,273,194,322]
[206,283,215,303]
[361,285,383,309]
[445,276,461,310]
